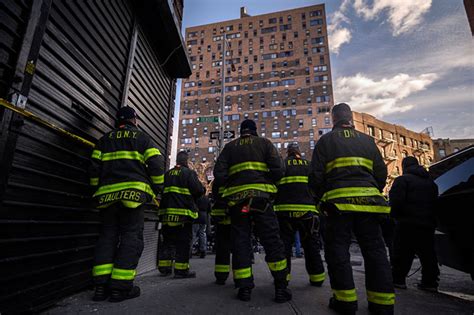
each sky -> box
[170,0,474,165]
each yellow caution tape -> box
[0,98,95,148]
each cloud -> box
[328,0,353,55]
[329,27,352,54]
[353,0,432,36]
[334,73,439,116]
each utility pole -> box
[218,33,226,156]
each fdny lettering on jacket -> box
[108,130,138,139]
[287,159,309,166]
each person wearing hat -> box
[390,156,439,291]
[89,106,164,302]
[309,103,394,315]
[158,151,205,278]
[213,119,291,303]
[274,143,325,287]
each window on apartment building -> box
[287,15,292,22]
[253,30,257,36]
[294,31,298,38]
[286,120,291,128]
[400,136,407,145]
[298,120,304,128]
[367,125,375,137]
[272,131,281,138]
[324,117,330,125]
[269,17,277,24]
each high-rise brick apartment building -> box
[178,4,333,163]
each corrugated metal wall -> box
[0,0,178,312]
[0,0,30,99]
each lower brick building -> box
[352,112,434,192]
[433,138,474,161]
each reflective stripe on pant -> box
[324,212,394,312]
[214,223,231,281]
[229,201,287,289]
[93,203,144,290]
[278,215,325,284]
[158,223,193,274]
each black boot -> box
[215,278,226,285]
[174,270,196,279]
[275,287,292,303]
[92,285,109,301]
[237,287,252,301]
[109,286,140,303]
[328,297,357,315]
[310,280,323,287]
[368,302,394,315]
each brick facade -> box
[178,4,333,162]
[352,111,434,191]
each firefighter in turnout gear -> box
[213,119,291,303]
[309,103,394,315]
[274,143,325,287]
[89,106,164,302]
[210,184,232,285]
[158,151,205,278]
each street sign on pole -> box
[197,116,219,123]
[223,130,235,139]
[210,131,219,139]
[211,130,235,140]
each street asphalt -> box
[44,247,473,314]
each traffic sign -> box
[224,130,235,139]
[210,130,235,140]
[197,116,219,123]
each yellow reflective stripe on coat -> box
[93,181,155,197]
[322,187,383,201]
[335,203,391,214]
[274,204,317,212]
[151,175,164,184]
[92,263,113,276]
[309,273,325,282]
[222,183,277,197]
[366,290,395,305]
[277,176,308,185]
[121,200,143,208]
[144,148,161,161]
[325,157,373,173]
[158,208,198,219]
[111,268,136,280]
[90,177,99,186]
[211,208,227,216]
[164,186,191,195]
[101,150,144,163]
[233,267,252,279]
[333,288,357,302]
[174,262,189,270]
[267,259,287,271]
[158,260,172,267]
[229,161,269,176]
[219,217,231,225]
[215,264,230,273]
[91,150,102,160]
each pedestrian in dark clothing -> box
[89,106,164,302]
[192,195,211,258]
[309,103,394,315]
[390,156,440,291]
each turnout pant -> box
[392,223,439,286]
[92,203,144,291]
[229,203,288,289]
[324,212,394,313]
[214,222,232,281]
[278,215,325,284]
[158,223,193,275]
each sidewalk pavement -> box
[44,251,474,314]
